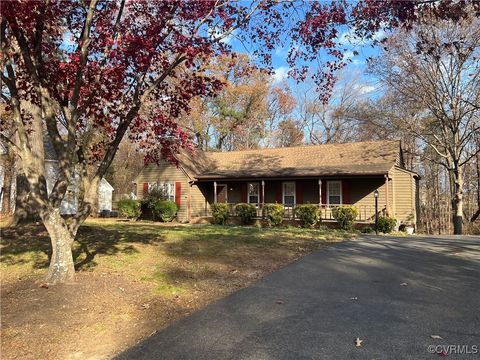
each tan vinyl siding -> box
[391,166,416,223]
[350,178,387,220]
[190,183,210,217]
[134,160,190,222]
[134,161,418,224]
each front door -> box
[217,184,228,203]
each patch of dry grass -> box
[1,219,355,360]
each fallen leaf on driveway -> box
[355,337,363,347]
[400,283,408,286]
[430,335,443,340]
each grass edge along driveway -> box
[1,219,356,360]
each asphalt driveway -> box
[117,235,480,360]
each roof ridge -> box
[203,139,399,155]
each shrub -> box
[262,203,285,227]
[295,204,320,228]
[141,187,169,210]
[235,203,257,225]
[376,216,397,233]
[331,205,358,230]
[361,226,374,234]
[117,199,141,220]
[211,203,230,225]
[153,200,178,222]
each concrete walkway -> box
[117,235,480,360]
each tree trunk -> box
[42,209,76,284]
[11,172,38,226]
[1,159,14,216]
[452,165,463,235]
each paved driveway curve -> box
[117,235,480,360]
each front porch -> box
[193,177,390,223]
[220,203,383,222]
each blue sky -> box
[224,24,387,101]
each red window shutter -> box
[342,180,351,204]
[295,181,303,204]
[175,182,181,207]
[321,181,326,204]
[241,183,248,203]
[143,183,149,195]
[276,182,282,203]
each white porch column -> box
[318,179,322,219]
[318,179,322,206]
[261,180,265,207]
[384,174,389,216]
[214,181,217,204]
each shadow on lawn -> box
[0,222,347,273]
[0,223,169,271]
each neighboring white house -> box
[97,178,114,212]
[0,134,114,215]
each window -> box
[283,182,295,206]
[248,183,259,204]
[327,181,342,205]
[149,182,175,202]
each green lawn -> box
[1,219,355,360]
[1,219,355,285]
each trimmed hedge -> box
[262,203,285,227]
[295,204,320,228]
[153,200,178,222]
[331,205,358,230]
[211,203,230,225]
[235,203,257,225]
[376,216,397,233]
[117,199,141,220]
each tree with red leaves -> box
[1,0,478,284]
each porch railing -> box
[217,203,385,222]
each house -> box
[0,135,114,215]
[133,140,420,226]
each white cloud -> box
[272,66,289,84]
[353,83,377,95]
[209,28,238,44]
[339,28,387,46]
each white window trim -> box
[282,181,296,206]
[149,182,176,202]
[247,182,259,204]
[327,180,342,206]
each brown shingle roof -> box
[179,140,402,180]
